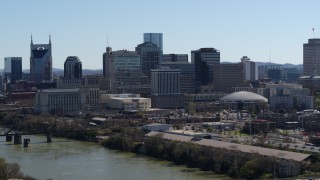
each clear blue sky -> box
[0,0,319,69]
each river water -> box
[0,135,230,180]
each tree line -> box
[101,129,285,179]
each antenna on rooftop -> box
[269,51,271,63]
[107,35,109,47]
[313,28,315,38]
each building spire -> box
[107,35,109,47]
[49,34,51,44]
[31,34,33,45]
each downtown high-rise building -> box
[64,56,82,79]
[303,38,320,76]
[30,36,52,82]
[191,48,220,92]
[241,56,258,81]
[136,42,162,77]
[103,47,141,92]
[143,33,163,51]
[161,54,195,94]
[151,67,181,95]
[3,57,22,85]
[213,63,246,93]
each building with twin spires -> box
[30,36,52,83]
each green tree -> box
[0,157,35,180]
[187,102,196,115]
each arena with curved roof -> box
[220,91,268,108]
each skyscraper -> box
[161,54,195,94]
[303,38,320,76]
[64,56,82,79]
[213,63,246,93]
[143,33,163,51]
[4,57,22,85]
[103,47,141,92]
[150,67,184,109]
[151,67,181,95]
[241,56,258,81]
[30,36,52,82]
[191,48,220,92]
[136,42,162,77]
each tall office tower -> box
[241,56,258,81]
[213,63,247,93]
[103,47,141,92]
[151,67,181,95]
[161,54,195,94]
[303,38,320,76]
[103,47,113,79]
[64,56,82,79]
[4,57,22,85]
[143,33,163,51]
[162,54,188,63]
[30,36,52,82]
[191,48,220,91]
[150,67,184,109]
[266,65,282,82]
[136,42,162,77]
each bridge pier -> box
[14,134,22,144]
[23,139,30,147]
[6,135,12,142]
[47,133,52,143]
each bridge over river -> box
[0,127,53,147]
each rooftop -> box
[220,91,268,102]
[40,88,80,93]
[146,131,311,162]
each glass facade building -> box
[191,48,220,92]
[64,56,82,79]
[303,38,320,76]
[143,33,163,51]
[4,57,22,85]
[30,36,52,83]
[136,42,162,77]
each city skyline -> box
[1,0,319,69]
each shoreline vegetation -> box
[1,112,320,179]
[101,129,276,179]
[0,157,35,180]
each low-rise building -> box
[102,94,151,112]
[142,123,171,132]
[220,91,268,109]
[243,119,276,134]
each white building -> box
[102,94,151,111]
[35,88,86,114]
[56,78,101,106]
[220,91,268,108]
[257,83,314,110]
[241,56,258,81]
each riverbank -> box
[1,113,319,179]
[0,135,231,180]
[101,131,276,179]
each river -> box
[0,135,230,180]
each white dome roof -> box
[220,91,268,102]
